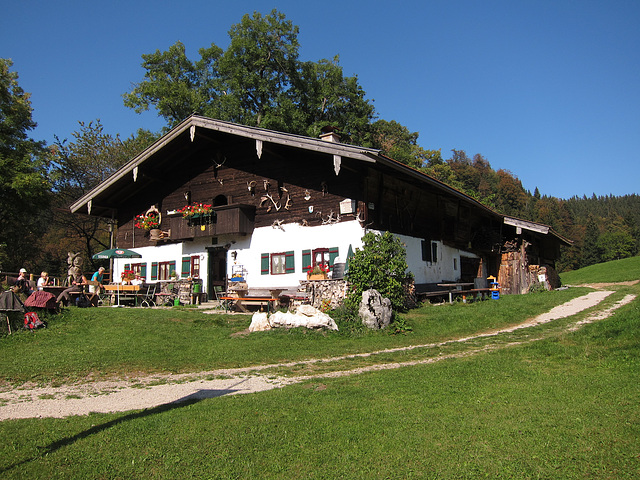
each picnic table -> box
[103,284,141,306]
[437,283,475,303]
[220,296,277,313]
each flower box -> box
[307,273,328,281]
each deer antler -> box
[260,193,281,212]
[283,194,292,210]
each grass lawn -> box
[0,259,638,478]
[560,255,640,284]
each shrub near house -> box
[345,231,412,315]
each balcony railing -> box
[169,204,255,240]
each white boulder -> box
[248,305,338,332]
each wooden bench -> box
[450,288,494,302]
[220,296,277,313]
[417,288,494,303]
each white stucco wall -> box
[115,220,366,292]
[396,234,479,285]
[115,221,478,292]
[233,220,366,289]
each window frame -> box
[191,256,200,278]
[270,252,287,275]
[158,261,175,281]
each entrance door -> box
[206,247,227,300]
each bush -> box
[345,231,413,313]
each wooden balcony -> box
[169,204,255,240]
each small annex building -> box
[71,115,571,300]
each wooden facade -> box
[71,116,570,295]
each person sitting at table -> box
[56,270,89,307]
[89,267,105,293]
[37,271,51,291]
[131,274,144,286]
[14,268,33,296]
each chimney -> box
[319,125,341,143]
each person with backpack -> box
[14,268,33,296]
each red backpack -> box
[24,311,46,330]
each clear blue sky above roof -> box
[2,0,638,199]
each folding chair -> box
[155,282,178,306]
[138,283,158,308]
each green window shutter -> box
[285,251,295,274]
[140,263,147,281]
[181,256,191,277]
[124,263,130,271]
[329,247,339,270]
[169,260,177,278]
[302,249,311,272]
[261,253,270,275]
[151,262,158,280]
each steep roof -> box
[70,115,570,245]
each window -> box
[191,256,200,278]
[261,251,294,275]
[158,261,176,281]
[422,240,438,263]
[181,256,200,278]
[313,248,331,269]
[302,247,339,273]
[132,263,147,281]
[125,263,147,281]
[271,253,286,275]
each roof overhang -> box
[70,115,381,217]
[504,216,573,246]
[69,115,572,246]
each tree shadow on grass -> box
[0,387,236,475]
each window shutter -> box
[124,263,130,271]
[285,251,295,274]
[169,260,176,277]
[261,253,270,275]
[181,256,191,277]
[302,249,311,272]
[329,247,339,270]
[140,263,147,281]
[422,240,431,262]
[151,262,158,280]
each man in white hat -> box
[14,268,33,296]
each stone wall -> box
[298,279,350,310]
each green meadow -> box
[0,257,638,478]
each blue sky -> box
[2,0,638,199]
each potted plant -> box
[121,269,135,284]
[306,264,329,280]
[178,203,213,218]
[134,211,160,231]
[178,203,215,227]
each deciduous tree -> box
[123,10,376,144]
[45,121,158,272]
[0,59,50,271]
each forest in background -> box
[2,10,638,277]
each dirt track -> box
[0,289,635,421]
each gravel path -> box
[0,289,635,421]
